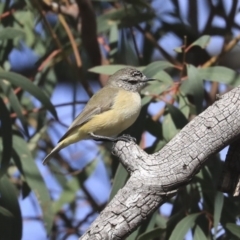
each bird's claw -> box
[117,134,136,143]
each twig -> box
[10,101,87,118]
[202,33,240,68]
[58,14,82,67]
[0,9,15,19]
[122,0,142,64]
[180,36,187,78]
[135,24,182,68]
[38,49,61,72]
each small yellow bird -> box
[43,67,155,165]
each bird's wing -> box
[58,87,119,142]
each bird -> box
[43,67,155,165]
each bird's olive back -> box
[107,67,149,92]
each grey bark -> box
[79,86,240,240]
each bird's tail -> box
[42,142,65,165]
[42,132,84,165]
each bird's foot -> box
[116,134,136,143]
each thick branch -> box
[80,86,240,239]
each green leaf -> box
[0,27,25,41]
[109,163,128,201]
[119,29,139,65]
[128,211,159,240]
[142,61,175,77]
[197,67,240,87]
[193,225,208,240]
[181,65,204,114]
[137,227,165,240]
[155,214,167,229]
[0,80,29,137]
[97,5,155,33]
[109,24,118,45]
[12,135,54,235]
[154,139,167,152]
[127,227,141,240]
[226,223,240,237]
[141,81,171,95]
[0,175,22,240]
[88,65,128,75]
[0,97,12,178]
[141,96,152,106]
[169,213,201,240]
[178,93,190,118]
[0,71,58,120]
[13,11,35,47]
[0,206,14,218]
[167,104,188,129]
[193,226,208,240]
[213,192,224,239]
[153,70,173,83]
[52,177,79,214]
[189,35,211,50]
[162,113,179,142]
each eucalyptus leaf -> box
[0,80,29,137]
[109,163,128,201]
[181,65,204,114]
[226,223,240,237]
[0,175,22,240]
[167,104,188,129]
[0,27,25,41]
[178,93,190,118]
[97,5,155,33]
[0,97,12,179]
[89,65,128,75]
[0,71,58,119]
[162,113,179,142]
[198,67,240,87]
[213,192,224,239]
[12,135,54,235]
[193,225,208,240]
[188,35,211,50]
[0,206,14,218]
[143,61,174,77]
[169,213,201,240]
[137,227,165,240]
[109,24,118,45]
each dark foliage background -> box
[0,0,240,239]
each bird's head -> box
[107,67,155,92]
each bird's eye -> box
[129,80,138,84]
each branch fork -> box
[80,86,240,239]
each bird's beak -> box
[143,78,157,82]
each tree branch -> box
[79,85,240,239]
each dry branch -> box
[79,85,240,239]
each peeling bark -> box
[80,86,240,240]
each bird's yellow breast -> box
[80,90,141,138]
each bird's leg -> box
[90,133,136,143]
[90,133,118,142]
